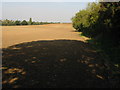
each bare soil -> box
[2,24,87,48]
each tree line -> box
[0,18,60,26]
[72,1,120,64]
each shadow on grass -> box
[2,40,120,88]
[87,38,120,65]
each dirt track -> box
[2,24,87,48]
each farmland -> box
[2,24,87,48]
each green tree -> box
[1,19,15,26]
[15,20,21,25]
[72,2,120,64]
[29,18,32,25]
[21,20,28,25]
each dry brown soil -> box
[2,24,87,48]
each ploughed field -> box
[2,24,87,48]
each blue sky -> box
[2,0,97,2]
[1,1,93,22]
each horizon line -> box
[0,19,72,23]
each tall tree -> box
[29,18,32,25]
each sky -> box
[1,0,97,22]
[1,0,97,2]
